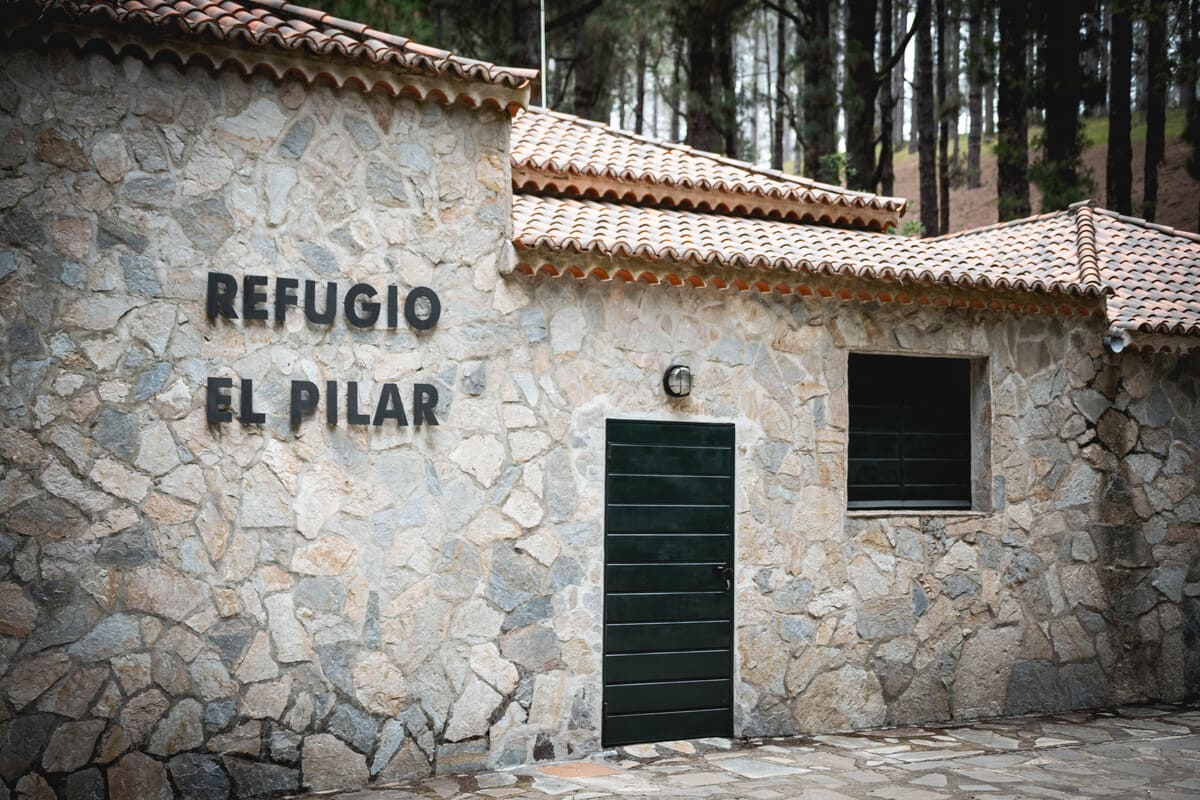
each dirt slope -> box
[892,136,1199,235]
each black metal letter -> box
[404,286,441,330]
[412,383,439,426]
[372,383,409,426]
[275,277,299,322]
[206,272,238,319]
[239,379,265,424]
[326,380,338,425]
[290,380,319,427]
[344,283,380,328]
[346,381,371,425]
[304,280,337,324]
[206,377,233,422]
[243,274,269,321]
[387,285,399,328]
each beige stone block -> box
[302,733,369,792]
[953,626,1024,719]
[353,650,407,716]
[124,566,210,621]
[292,535,359,576]
[241,674,293,720]
[143,492,196,525]
[528,671,565,727]
[451,434,505,488]
[89,457,152,502]
[236,631,279,683]
[1,650,70,709]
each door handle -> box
[713,564,733,590]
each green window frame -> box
[847,353,972,509]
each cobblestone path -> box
[309,705,1200,800]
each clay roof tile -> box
[7,0,536,98]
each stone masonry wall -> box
[1,40,1199,800]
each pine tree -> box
[1143,0,1168,221]
[918,0,939,233]
[1107,0,1134,215]
[996,0,1031,220]
[1033,0,1093,211]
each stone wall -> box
[1,39,1198,800]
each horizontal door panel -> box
[608,474,732,505]
[607,563,729,593]
[606,620,731,653]
[606,533,731,563]
[604,708,730,747]
[607,443,733,476]
[607,421,734,448]
[606,591,731,623]
[605,650,730,683]
[606,504,730,534]
[604,679,731,715]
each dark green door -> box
[603,419,735,746]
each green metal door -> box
[603,419,735,746]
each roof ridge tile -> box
[1071,202,1107,294]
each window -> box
[847,354,972,509]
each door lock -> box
[714,564,733,591]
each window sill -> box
[846,509,991,518]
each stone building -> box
[0,0,1198,797]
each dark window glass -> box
[848,354,971,509]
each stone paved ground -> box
[304,705,1200,800]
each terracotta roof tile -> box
[4,0,536,106]
[934,203,1200,336]
[511,107,905,232]
[1091,208,1200,336]
[513,195,1102,298]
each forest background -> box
[319,0,1200,236]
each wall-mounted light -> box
[1103,327,1131,354]
[663,364,692,397]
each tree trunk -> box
[967,0,985,188]
[510,0,540,71]
[937,0,950,234]
[845,0,878,191]
[893,0,907,152]
[772,6,788,170]
[1185,0,1200,229]
[907,10,916,153]
[880,0,897,195]
[801,0,839,183]
[749,25,760,162]
[1037,0,1086,211]
[573,14,617,122]
[949,0,961,164]
[634,34,647,135]
[984,3,996,137]
[717,4,739,157]
[671,37,683,142]
[680,0,742,156]
[1143,0,1167,221]
[1082,0,1106,116]
[918,0,939,233]
[1180,0,1196,124]
[1106,1,1133,215]
[996,0,1030,220]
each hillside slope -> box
[892,129,1198,235]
